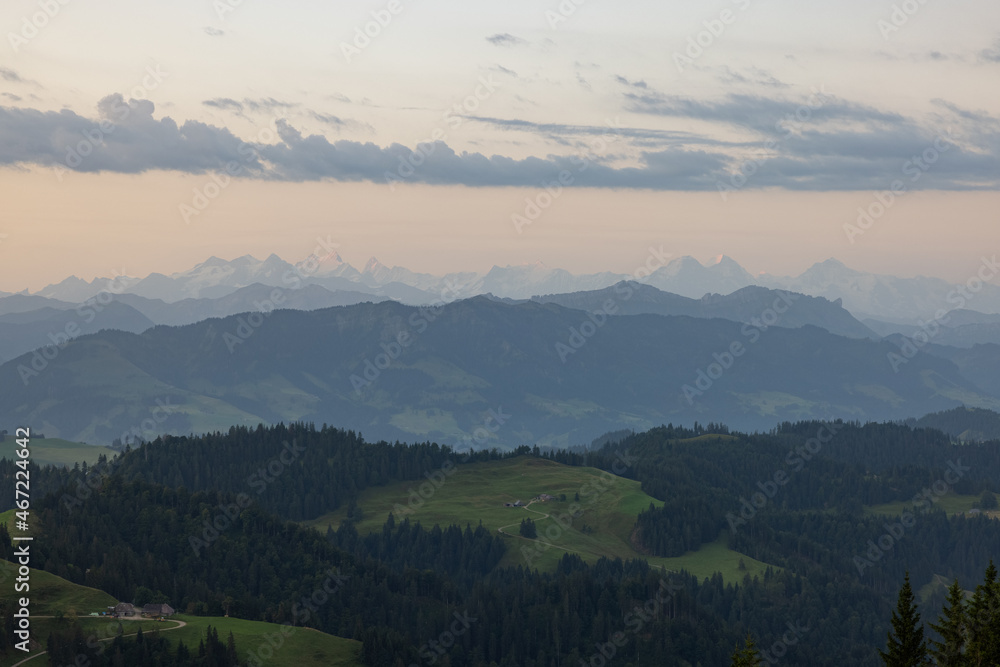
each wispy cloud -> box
[486,33,527,47]
[614,75,648,89]
[981,38,1000,63]
[0,68,24,83]
[203,97,245,113]
[716,66,788,88]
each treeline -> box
[4,419,1000,665]
[595,421,1000,558]
[328,515,507,589]
[108,423,522,520]
[6,467,888,665]
[9,474,775,665]
[46,621,240,667]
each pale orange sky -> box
[0,168,996,291]
[1,0,997,292]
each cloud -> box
[716,66,788,88]
[1,93,21,102]
[0,68,24,83]
[486,33,527,47]
[203,26,225,37]
[203,98,245,113]
[614,75,648,89]
[243,97,299,113]
[307,110,374,133]
[0,93,996,192]
[462,115,748,149]
[624,90,904,136]
[202,97,300,116]
[0,94,268,176]
[981,38,1000,63]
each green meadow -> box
[0,437,115,467]
[0,562,362,667]
[303,456,775,583]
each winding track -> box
[11,618,188,666]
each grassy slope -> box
[0,438,115,467]
[167,615,362,667]
[0,560,117,616]
[303,456,775,582]
[0,563,362,667]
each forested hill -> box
[4,296,997,447]
[907,405,1000,441]
[2,420,1000,665]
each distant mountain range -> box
[16,253,1000,324]
[0,277,884,363]
[532,282,878,340]
[3,296,998,446]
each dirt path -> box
[11,619,187,666]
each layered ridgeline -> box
[2,296,997,446]
[3,420,1000,665]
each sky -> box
[1,0,999,291]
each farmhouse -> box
[142,603,176,617]
[113,603,137,617]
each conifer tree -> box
[928,579,967,666]
[967,562,1000,666]
[880,572,929,667]
[730,633,762,666]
